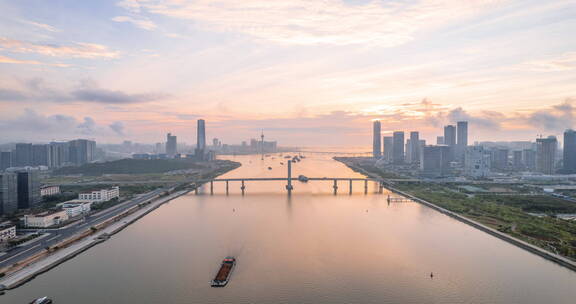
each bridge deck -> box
[210,177,381,182]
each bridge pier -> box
[349,179,353,195]
[286,160,293,195]
[333,179,338,195]
[194,184,199,195]
[364,180,368,195]
[210,181,214,195]
[241,180,246,195]
[226,181,229,195]
[378,182,383,194]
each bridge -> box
[193,160,387,195]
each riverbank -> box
[335,157,576,272]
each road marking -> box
[0,244,40,264]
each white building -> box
[62,201,92,218]
[40,185,61,197]
[465,146,491,178]
[78,186,120,203]
[0,224,16,242]
[24,210,69,228]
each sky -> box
[0,0,575,147]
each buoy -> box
[430,272,434,278]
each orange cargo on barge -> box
[211,257,236,287]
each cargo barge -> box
[211,257,236,287]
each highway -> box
[0,188,167,270]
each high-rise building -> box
[392,131,405,164]
[17,170,41,209]
[69,139,96,165]
[512,150,523,170]
[436,136,444,145]
[456,121,468,162]
[372,121,382,158]
[464,146,491,178]
[536,136,557,174]
[50,142,70,167]
[166,133,177,157]
[491,148,509,171]
[563,129,576,173]
[197,119,206,151]
[0,173,18,216]
[443,125,456,161]
[409,131,420,164]
[0,151,12,171]
[420,145,451,177]
[32,144,51,167]
[14,143,33,167]
[383,136,393,162]
[522,149,536,170]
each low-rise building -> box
[0,223,16,242]
[23,210,69,228]
[40,185,60,197]
[62,201,91,218]
[78,186,119,203]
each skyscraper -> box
[456,121,468,162]
[32,144,50,167]
[436,136,444,145]
[464,146,490,178]
[166,133,177,157]
[197,119,206,151]
[0,172,18,216]
[372,121,381,158]
[17,170,41,209]
[392,131,405,164]
[0,151,12,171]
[409,131,420,164]
[443,125,456,161]
[14,143,33,167]
[420,145,451,177]
[69,139,96,165]
[383,136,393,162]
[563,129,576,173]
[536,136,557,174]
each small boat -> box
[268,167,272,170]
[298,175,309,183]
[211,257,236,287]
[29,297,52,304]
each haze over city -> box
[1,0,575,145]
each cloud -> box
[117,0,500,46]
[523,52,576,72]
[527,99,575,131]
[77,117,97,135]
[0,37,119,58]
[447,107,502,130]
[0,54,69,67]
[20,20,59,32]
[0,78,166,104]
[112,16,157,30]
[109,121,126,136]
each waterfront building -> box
[409,131,420,164]
[372,121,382,158]
[17,170,41,209]
[420,145,451,177]
[195,119,207,160]
[166,133,177,158]
[536,136,557,174]
[392,131,405,165]
[78,186,120,203]
[24,210,69,228]
[0,151,12,171]
[62,201,91,218]
[383,136,393,162]
[0,173,18,216]
[456,121,468,162]
[40,185,60,197]
[0,224,16,242]
[443,125,456,161]
[464,146,491,178]
[563,129,576,174]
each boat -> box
[284,155,291,159]
[298,175,309,183]
[268,167,272,170]
[29,297,52,304]
[211,257,236,287]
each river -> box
[3,153,576,303]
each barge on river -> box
[211,257,236,287]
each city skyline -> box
[1,0,576,145]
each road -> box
[0,188,167,270]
